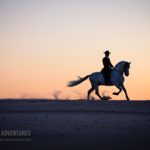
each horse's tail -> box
[67,75,89,87]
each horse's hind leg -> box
[95,85,102,100]
[87,81,94,100]
[87,86,94,100]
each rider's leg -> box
[105,69,110,85]
[120,84,130,101]
[113,83,122,95]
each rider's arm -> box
[108,58,114,68]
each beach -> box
[0,99,150,150]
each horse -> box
[67,61,131,101]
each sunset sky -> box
[0,0,150,100]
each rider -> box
[102,50,114,85]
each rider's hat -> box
[104,50,111,54]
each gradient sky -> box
[0,0,150,100]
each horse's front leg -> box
[113,83,122,95]
[120,84,130,101]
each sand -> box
[0,99,150,150]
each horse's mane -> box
[115,61,127,69]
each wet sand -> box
[0,99,150,150]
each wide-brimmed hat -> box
[104,50,111,54]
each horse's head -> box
[115,61,131,76]
[124,62,131,76]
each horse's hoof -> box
[101,96,111,100]
[113,92,118,95]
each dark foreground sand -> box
[0,99,150,150]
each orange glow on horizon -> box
[0,0,150,100]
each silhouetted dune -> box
[0,99,150,150]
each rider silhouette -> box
[102,50,114,85]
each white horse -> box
[67,61,131,101]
